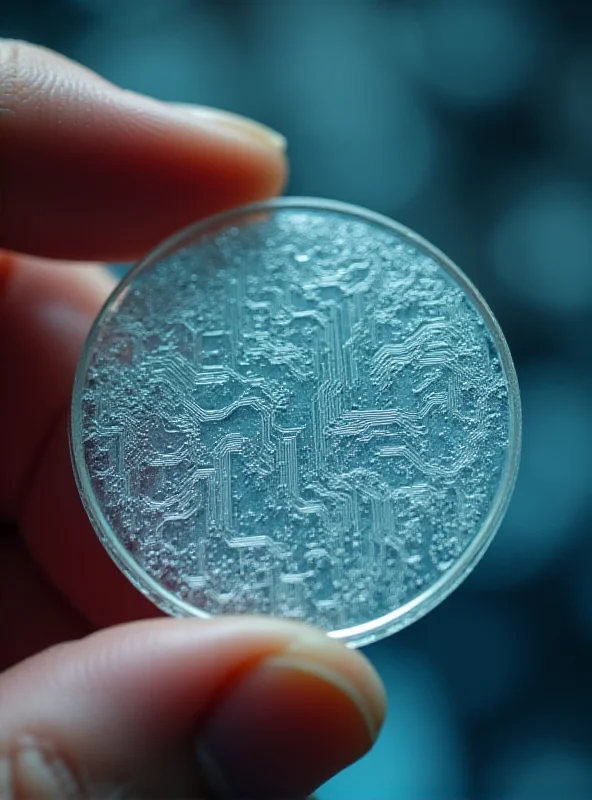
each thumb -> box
[0,616,386,799]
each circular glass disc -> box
[71,198,521,647]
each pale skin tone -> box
[0,41,386,798]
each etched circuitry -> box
[78,206,513,635]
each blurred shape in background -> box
[65,0,192,23]
[382,0,541,108]
[546,50,592,157]
[409,594,535,718]
[250,0,436,212]
[69,2,243,109]
[484,729,592,800]
[491,181,592,313]
[476,364,592,588]
[570,550,592,639]
[320,644,466,800]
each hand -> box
[0,41,386,798]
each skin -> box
[0,41,386,799]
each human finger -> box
[0,528,91,672]
[0,40,286,261]
[0,616,386,799]
[0,252,115,518]
[0,252,158,625]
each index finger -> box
[0,41,287,261]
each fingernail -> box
[169,104,287,152]
[196,629,385,800]
[8,734,84,799]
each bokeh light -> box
[250,0,436,211]
[70,5,242,108]
[484,729,592,800]
[491,181,592,313]
[321,644,466,800]
[476,363,591,588]
[382,0,542,108]
[409,594,536,717]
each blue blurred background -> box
[3,0,592,797]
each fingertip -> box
[0,617,384,799]
[197,642,385,799]
[284,630,387,741]
[0,40,288,260]
[158,102,288,155]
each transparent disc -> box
[71,198,521,647]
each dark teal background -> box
[3,1,592,797]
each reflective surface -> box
[71,200,519,645]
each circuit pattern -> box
[78,208,512,633]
